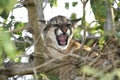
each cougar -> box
[42,15,91,80]
[43,15,76,59]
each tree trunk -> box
[104,1,114,35]
[25,0,47,79]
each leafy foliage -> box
[81,65,98,76]
[0,0,16,19]
[81,65,120,80]
[49,0,57,7]
[65,2,69,9]
[70,13,77,20]
[72,2,78,7]
[0,0,32,64]
[0,32,17,63]
[90,0,107,24]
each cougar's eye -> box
[65,24,71,27]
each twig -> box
[34,58,57,71]
[13,40,32,44]
[6,26,27,33]
[89,55,101,66]
[80,0,89,6]
[87,20,99,27]
[45,62,71,73]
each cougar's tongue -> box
[57,35,67,45]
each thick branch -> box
[0,58,68,78]
[0,63,33,77]
[0,59,56,77]
[24,0,46,68]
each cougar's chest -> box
[46,39,80,60]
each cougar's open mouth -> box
[56,34,68,46]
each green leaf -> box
[72,2,78,7]
[49,0,57,7]
[14,22,26,35]
[73,27,82,40]
[90,0,107,23]
[65,3,69,9]
[0,27,3,31]
[118,2,120,7]
[81,65,98,75]
[4,20,12,30]
[0,32,16,59]
[0,0,17,19]
[109,0,114,4]
[99,36,105,50]
[14,22,26,29]
[100,73,115,80]
[0,10,8,19]
[0,0,9,7]
[70,13,77,20]
[40,73,49,80]
[115,32,120,38]
[48,75,59,80]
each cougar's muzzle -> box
[55,26,72,46]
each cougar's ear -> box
[38,20,50,33]
[38,20,47,33]
[71,18,82,28]
[38,20,48,27]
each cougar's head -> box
[43,15,81,50]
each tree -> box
[90,0,114,35]
[0,0,47,80]
[0,0,120,80]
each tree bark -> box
[25,0,47,79]
[104,1,115,35]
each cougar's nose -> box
[62,27,67,33]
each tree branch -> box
[6,26,27,33]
